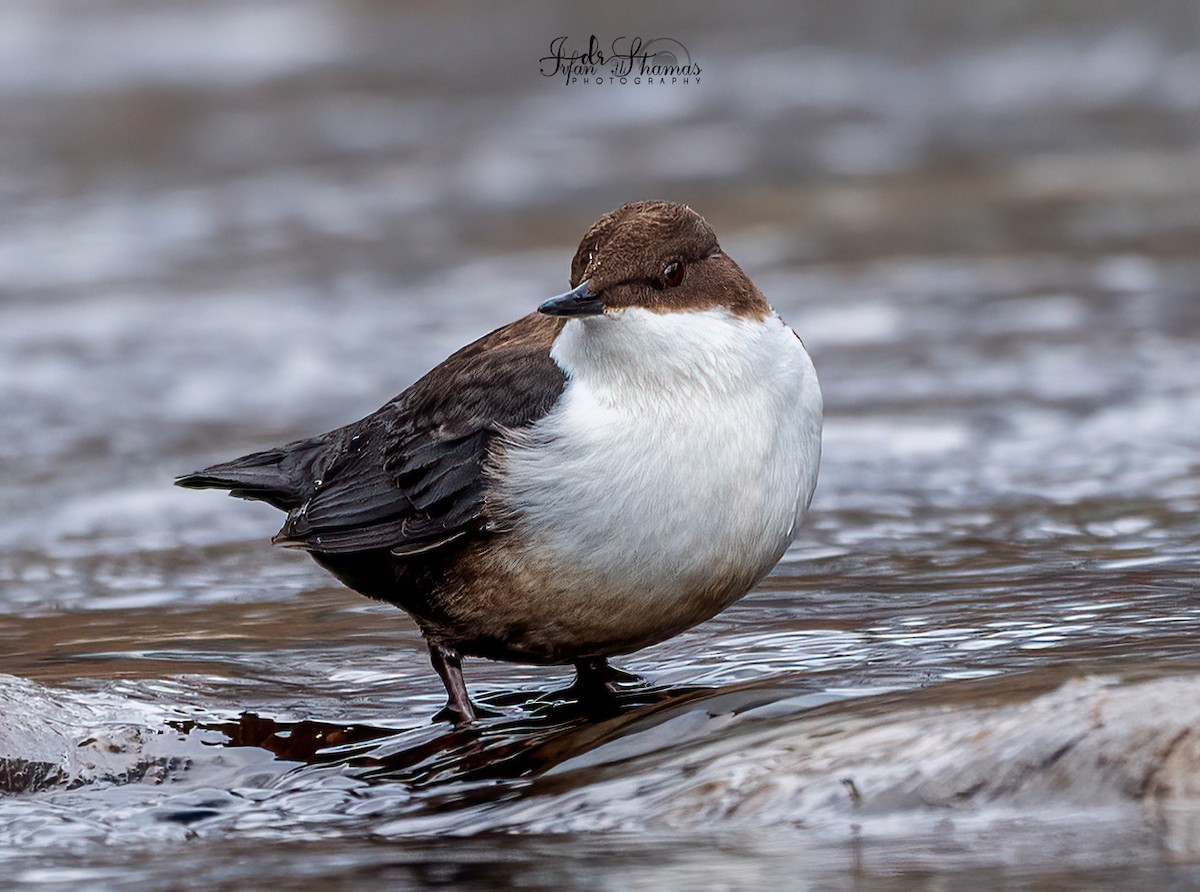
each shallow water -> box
[2,1,1200,888]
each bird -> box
[177,200,823,725]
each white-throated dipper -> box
[177,201,823,725]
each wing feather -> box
[271,312,566,555]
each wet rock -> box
[0,759,66,795]
[0,674,169,790]
[0,673,277,793]
[428,673,1200,857]
[1146,717,1200,859]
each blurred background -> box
[2,2,1199,889]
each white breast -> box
[494,306,822,626]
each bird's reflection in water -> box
[174,676,722,788]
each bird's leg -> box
[428,643,477,726]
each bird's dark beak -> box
[538,281,604,317]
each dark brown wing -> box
[271,313,566,555]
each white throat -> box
[550,307,774,403]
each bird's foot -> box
[597,663,643,686]
[431,700,502,727]
[564,657,644,715]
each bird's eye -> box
[663,261,684,288]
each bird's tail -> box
[176,436,331,511]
